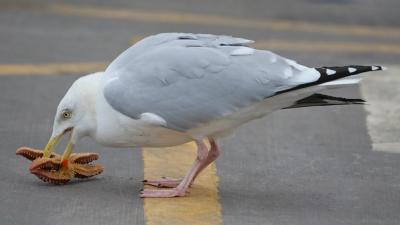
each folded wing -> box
[103,33,321,131]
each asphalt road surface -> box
[1,0,400,225]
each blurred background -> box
[1,1,399,225]
[1,0,400,67]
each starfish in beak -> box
[16,146,103,184]
[16,77,105,184]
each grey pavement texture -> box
[1,0,400,225]
[0,76,144,225]
[218,87,400,225]
[361,67,400,153]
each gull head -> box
[43,73,100,156]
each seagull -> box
[17,33,385,198]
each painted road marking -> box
[0,63,106,76]
[142,142,222,225]
[47,4,400,39]
[1,38,400,76]
[253,40,400,55]
[360,66,400,153]
[129,35,400,55]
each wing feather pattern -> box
[103,33,320,131]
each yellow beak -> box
[42,133,63,158]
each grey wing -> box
[104,33,320,131]
[105,33,253,73]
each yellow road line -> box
[47,3,400,38]
[1,39,400,76]
[0,63,106,76]
[143,142,222,225]
[253,39,400,54]
[130,35,400,55]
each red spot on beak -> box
[61,159,69,169]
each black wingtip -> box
[317,65,386,77]
[370,65,387,71]
[275,65,386,96]
[314,65,386,83]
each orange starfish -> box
[16,147,103,184]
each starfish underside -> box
[16,147,103,184]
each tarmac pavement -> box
[1,1,400,224]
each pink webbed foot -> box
[143,177,182,188]
[140,187,187,198]
[140,138,221,198]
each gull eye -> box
[62,110,72,119]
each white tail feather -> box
[319,77,361,89]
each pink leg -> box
[143,177,181,188]
[140,138,220,198]
[191,138,220,185]
[142,140,208,188]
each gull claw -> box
[16,147,103,184]
[143,177,182,188]
[139,188,187,198]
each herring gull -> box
[16,33,385,197]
